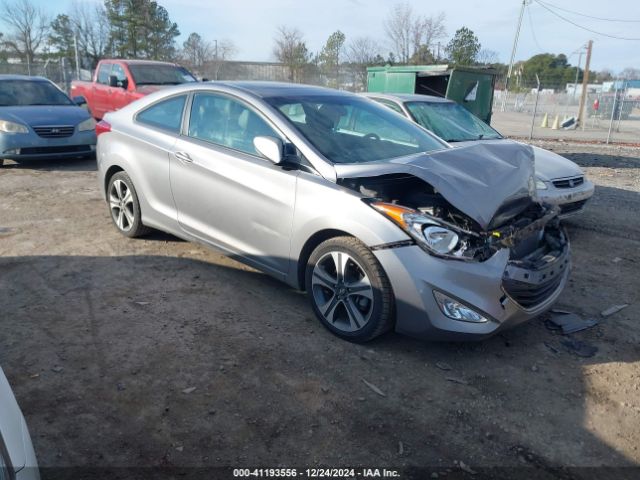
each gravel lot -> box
[1,141,639,479]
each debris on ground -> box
[435,362,452,371]
[51,366,64,373]
[546,311,598,334]
[398,441,404,455]
[135,301,150,306]
[543,342,560,354]
[459,460,477,475]
[445,377,469,386]
[182,387,197,394]
[600,304,629,317]
[560,338,598,358]
[361,378,386,397]
[116,382,126,391]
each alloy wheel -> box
[311,251,374,333]
[109,179,135,232]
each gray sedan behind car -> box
[363,93,594,217]
[97,82,570,342]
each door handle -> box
[175,151,193,163]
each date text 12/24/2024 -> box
[233,469,401,478]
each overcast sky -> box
[27,0,640,72]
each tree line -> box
[0,0,632,90]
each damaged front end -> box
[336,142,570,313]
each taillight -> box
[96,120,111,136]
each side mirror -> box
[108,75,118,87]
[253,136,284,164]
[201,78,209,82]
[72,96,87,107]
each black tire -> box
[305,236,395,342]
[106,171,151,238]
[0,158,4,167]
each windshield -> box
[0,80,73,106]
[265,95,447,164]
[405,101,502,142]
[129,64,197,86]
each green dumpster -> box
[367,64,498,123]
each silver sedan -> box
[97,82,570,342]
[363,93,594,217]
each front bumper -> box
[374,242,570,341]
[537,178,595,217]
[0,130,96,161]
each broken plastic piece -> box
[560,338,598,358]
[548,311,598,334]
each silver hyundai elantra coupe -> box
[97,82,570,342]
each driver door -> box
[169,92,298,278]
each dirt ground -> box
[1,141,639,479]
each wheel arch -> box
[103,165,125,199]
[296,228,354,291]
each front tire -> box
[107,171,151,238]
[305,236,395,342]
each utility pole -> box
[577,39,593,129]
[501,0,528,111]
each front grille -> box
[552,176,584,189]
[33,125,75,138]
[559,199,588,215]
[20,145,91,155]
[503,256,569,309]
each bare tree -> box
[477,48,499,65]
[384,2,413,64]
[181,32,212,72]
[210,39,236,80]
[69,0,109,70]
[346,36,382,91]
[0,0,50,72]
[386,3,446,65]
[273,26,311,82]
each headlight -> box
[433,290,488,323]
[77,117,96,132]
[0,119,28,134]
[535,178,548,190]
[370,201,461,255]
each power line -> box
[533,0,640,40]
[527,5,546,52]
[537,0,640,23]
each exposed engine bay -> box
[340,173,568,264]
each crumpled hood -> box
[335,142,536,230]
[0,105,90,127]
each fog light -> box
[433,291,488,323]
[3,149,19,154]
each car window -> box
[129,64,197,86]
[97,63,112,85]
[268,95,446,164]
[0,79,73,106]
[187,92,279,156]
[374,98,405,115]
[137,95,187,133]
[405,101,502,142]
[111,64,127,83]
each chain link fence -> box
[492,75,640,145]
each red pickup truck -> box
[70,59,197,120]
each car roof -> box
[106,59,179,66]
[361,92,455,104]
[214,81,355,99]
[0,74,50,82]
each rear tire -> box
[305,236,395,342]
[107,171,151,238]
